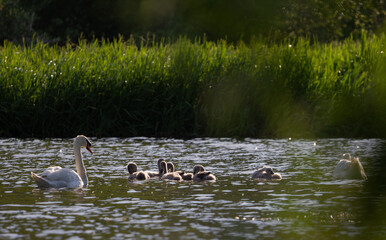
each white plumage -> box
[31,135,93,188]
[333,153,367,180]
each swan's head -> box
[127,162,138,174]
[193,165,205,175]
[74,135,93,155]
[75,135,93,155]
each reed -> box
[0,34,385,138]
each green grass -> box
[0,34,385,138]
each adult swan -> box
[31,135,93,188]
[333,153,367,180]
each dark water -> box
[0,137,385,239]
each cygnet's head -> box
[262,167,274,175]
[127,162,138,174]
[157,159,164,169]
[193,165,205,175]
[159,161,168,175]
[167,162,175,172]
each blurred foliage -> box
[0,0,34,44]
[0,0,384,44]
[281,0,386,41]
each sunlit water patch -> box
[0,138,385,239]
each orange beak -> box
[86,144,93,155]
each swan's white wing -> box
[354,158,367,180]
[31,172,51,188]
[41,166,63,177]
[32,168,83,188]
[333,159,351,179]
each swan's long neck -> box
[74,142,88,186]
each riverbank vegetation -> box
[0,33,385,138]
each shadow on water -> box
[0,137,385,239]
[359,141,386,240]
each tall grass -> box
[0,34,385,138]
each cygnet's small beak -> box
[86,144,93,155]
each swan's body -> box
[144,159,164,177]
[160,161,182,181]
[127,162,150,180]
[333,153,367,180]
[31,135,93,188]
[192,164,216,182]
[252,166,282,180]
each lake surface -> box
[0,137,385,239]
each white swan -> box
[252,166,282,180]
[333,153,367,180]
[31,135,93,188]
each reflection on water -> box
[0,137,385,239]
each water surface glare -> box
[0,138,385,239]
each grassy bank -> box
[0,34,385,138]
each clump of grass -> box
[199,33,385,138]
[0,34,385,138]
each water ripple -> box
[0,138,385,239]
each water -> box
[0,137,385,239]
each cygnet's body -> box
[252,166,282,180]
[333,153,367,180]
[179,171,193,181]
[167,162,193,181]
[127,162,150,181]
[160,161,182,181]
[192,165,216,182]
